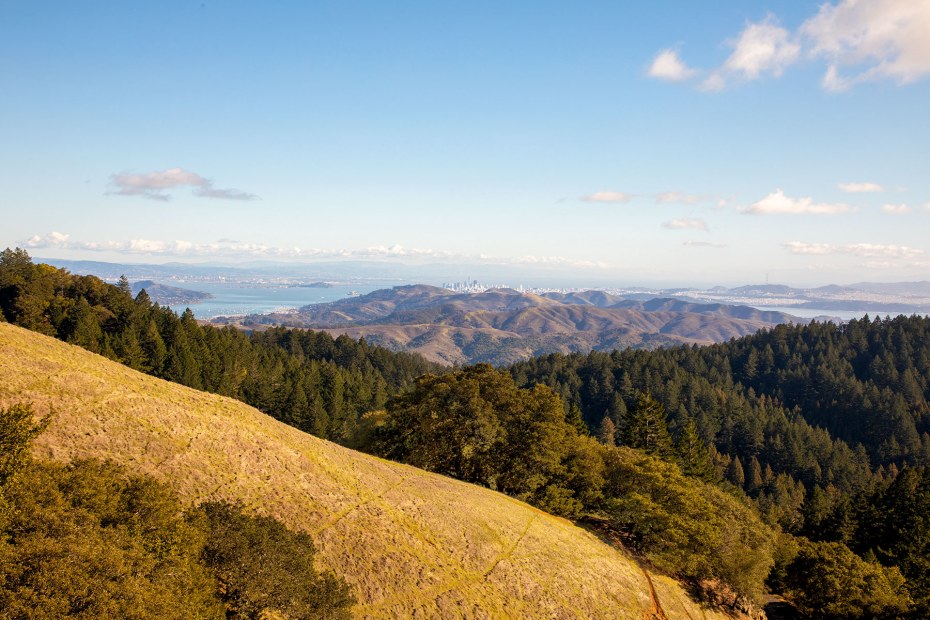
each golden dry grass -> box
[0,323,740,620]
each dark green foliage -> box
[777,538,911,619]
[852,466,930,614]
[374,367,774,600]
[376,364,592,513]
[200,502,354,619]
[601,447,775,601]
[0,403,50,527]
[0,405,354,619]
[0,460,224,619]
[622,393,673,458]
[0,403,50,487]
[674,417,717,481]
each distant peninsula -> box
[131,280,213,306]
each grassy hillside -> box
[0,322,742,620]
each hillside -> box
[0,322,741,620]
[224,285,803,365]
[131,279,213,306]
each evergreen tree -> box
[747,456,764,493]
[726,456,746,487]
[675,417,717,481]
[117,274,131,296]
[597,417,617,446]
[623,393,673,458]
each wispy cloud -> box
[838,181,883,193]
[784,241,924,258]
[655,191,704,205]
[882,203,910,214]
[651,0,930,91]
[662,218,708,231]
[683,240,726,248]
[108,167,258,201]
[743,189,850,215]
[19,232,610,269]
[648,49,697,82]
[702,17,800,90]
[581,191,633,203]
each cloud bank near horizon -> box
[18,232,609,270]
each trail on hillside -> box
[641,567,669,620]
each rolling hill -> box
[223,285,804,365]
[0,322,745,620]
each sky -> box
[2,0,929,287]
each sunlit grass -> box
[0,322,737,620]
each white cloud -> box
[648,49,697,82]
[699,73,727,92]
[23,231,70,248]
[581,191,633,203]
[882,203,910,214]
[682,241,726,248]
[512,255,610,269]
[802,0,930,90]
[109,167,258,201]
[722,17,800,81]
[838,181,883,193]
[743,189,850,215]
[193,186,258,201]
[18,232,611,269]
[662,218,708,231]
[784,241,924,258]
[656,191,704,204]
[651,0,930,91]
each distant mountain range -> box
[220,285,807,365]
[37,257,930,313]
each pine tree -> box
[675,418,717,481]
[623,393,673,458]
[747,456,764,493]
[117,274,131,296]
[597,417,617,446]
[726,456,746,487]
[141,319,168,374]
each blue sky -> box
[2,0,929,286]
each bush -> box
[200,502,355,619]
[780,538,912,619]
[600,446,775,602]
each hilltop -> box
[223,284,804,365]
[0,322,742,620]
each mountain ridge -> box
[223,286,806,365]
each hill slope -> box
[0,322,738,620]
[226,285,803,365]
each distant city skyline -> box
[3,1,929,287]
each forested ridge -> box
[0,248,441,444]
[3,247,929,618]
[509,317,930,617]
